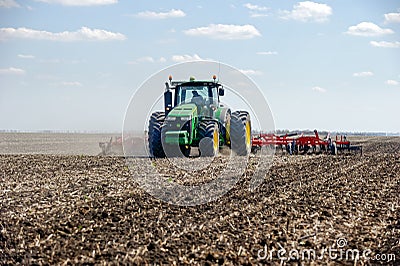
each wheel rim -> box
[213,127,218,153]
[245,121,251,150]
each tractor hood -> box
[166,103,197,119]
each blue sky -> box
[0,0,399,132]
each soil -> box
[0,134,399,265]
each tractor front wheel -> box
[199,121,219,157]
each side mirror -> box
[164,90,173,115]
[218,88,224,96]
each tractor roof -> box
[167,75,222,89]
[171,80,221,88]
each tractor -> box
[148,75,251,157]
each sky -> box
[0,0,399,133]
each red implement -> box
[251,130,362,155]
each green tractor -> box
[148,75,251,157]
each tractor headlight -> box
[180,116,191,121]
[165,116,177,121]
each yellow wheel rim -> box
[245,121,251,149]
[213,127,218,153]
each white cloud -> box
[243,3,269,18]
[243,3,269,11]
[345,22,394,37]
[312,86,326,93]
[384,12,400,24]
[159,57,167,63]
[35,0,117,6]
[370,41,400,48]
[0,27,126,41]
[0,67,25,75]
[135,9,186,19]
[0,0,20,8]
[250,13,268,18]
[281,1,332,23]
[239,69,263,76]
[171,54,204,63]
[18,54,35,59]
[183,24,261,40]
[386,80,399,86]
[353,71,374,77]
[257,51,278,55]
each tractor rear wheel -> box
[148,112,165,158]
[199,121,219,157]
[230,111,251,156]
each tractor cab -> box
[175,82,223,117]
[164,75,224,118]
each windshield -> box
[176,85,217,105]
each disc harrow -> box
[251,130,362,155]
